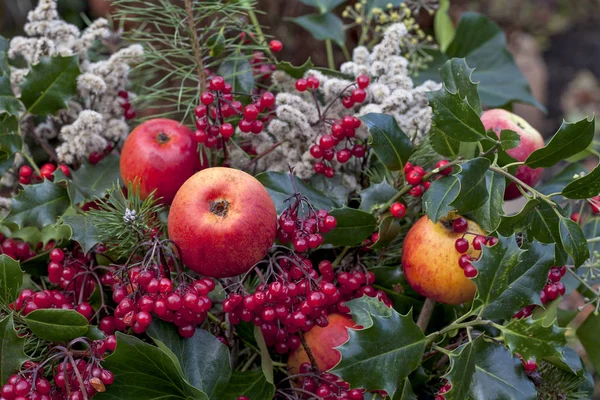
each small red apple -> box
[287,313,355,374]
[402,215,486,305]
[168,167,277,278]
[120,118,206,204]
[481,109,545,200]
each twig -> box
[417,298,436,332]
[184,0,206,93]
[299,331,319,372]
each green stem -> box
[426,319,492,345]
[325,40,335,69]
[20,150,41,177]
[332,246,351,268]
[489,165,555,205]
[587,237,600,243]
[340,44,351,61]
[501,161,525,170]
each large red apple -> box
[402,215,486,305]
[168,167,277,278]
[120,118,205,204]
[287,313,355,374]
[481,109,545,200]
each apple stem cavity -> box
[210,199,230,217]
[156,131,170,144]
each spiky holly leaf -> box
[359,179,397,214]
[3,180,70,230]
[449,157,490,213]
[292,13,345,45]
[471,170,505,232]
[422,176,459,222]
[19,55,80,116]
[498,317,568,364]
[429,126,460,158]
[440,58,482,115]
[345,295,393,329]
[0,255,23,305]
[562,163,600,199]
[25,309,89,342]
[62,215,101,255]
[322,207,377,246]
[392,379,417,400]
[213,370,275,400]
[444,337,536,400]
[0,314,27,385]
[371,215,402,249]
[472,235,555,320]
[497,199,540,236]
[361,113,414,172]
[331,303,426,397]
[217,51,254,94]
[63,154,122,205]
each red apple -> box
[168,167,277,278]
[402,215,486,305]
[481,109,545,200]
[120,118,206,204]
[287,313,355,374]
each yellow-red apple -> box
[402,215,486,305]
[168,167,277,278]
[481,109,544,200]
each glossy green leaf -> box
[498,317,567,363]
[19,55,80,116]
[254,325,274,384]
[3,180,70,230]
[96,332,207,400]
[39,223,71,246]
[25,309,89,342]
[576,312,600,374]
[310,174,350,207]
[536,163,586,196]
[443,339,476,400]
[527,202,562,245]
[562,163,600,199]
[499,130,521,151]
[472,236,555,320]
[64,154,121,205]
[255,171,336,214]
[422,176,459,222]
[359,179,397,213]
[558,217,589,267]
[275,58,315,79]
[292,13,345,45]
[371,215,402,249]
[440,58,482,114]
[0,255,23,304]
[497,199,540,236]
[332,307,426,397]
[213,370,275,400]
[345,295,393,329]
[450,157,491,213]
[298,0,345,13]
[428,126,460,158]
[525,117,595,169]
[217,52,254,95]
[362,113,413,171]
[147,320,231,398]
[322,207,377,246]
[583,217,600,255]
[0,75,22,117]
[434,0,455,53]
[0,314,27,385]
[10,226,41,245]
[62,215,101,255]
[471,170,505,232]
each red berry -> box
[238,119,252,133]
[548,267,562,283]
[390,202,406,218]
[539,289,547,305]
[556,281,566,296]
[59,164,70,177]
[458,254,472,269]
[194,105,207,118]
[452,218,468,233]
[19,165,32,178]
[463,265,478,278]
[352,144,366,157]
[295,79,308,92]
[194,129,208,143]
[310,144,323,158]
[436,160,452,175]
[472,235,487,250]
[250,120,264,134]
[49,248,65,263]
[544,284,559,301]
[336,149,351,163]
[356,74,370,89]
[200,92,214,105]
[219,123,234,139]
[261,92,275,107]
[324,167,335,178]
[488,237,499,246]
[209,76,225,91]
[523,359,537,372]
[269,39,283,53]
[307,76,320,89]
[124,108,136,120]
[351,88,367,103]
[455,238,469,253]
[244,105,259,121]
[319,135,335,149]
[342,96,354,108]
[408,185,423,197]
[406,170,423,185]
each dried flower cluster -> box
[232,23,439,190]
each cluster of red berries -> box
[435,380,452,400]
[46,248,96,301]
[277,206,337,252]
[452,217,499,279]
[17,163,69,185]
[104,267,214,338]
[248,51,276,84]
[512,265,567,319]
[192,75,275,148]
[88,143,115,165]
[9,288,95,322]
[118,90,135,120]
[289,363,366,400]
[403,160,452,198]
[0,236,37,261]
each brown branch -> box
[417,298,436,332]
[184,0,206,93]
[299,331,319,372]
[26,130,58,163]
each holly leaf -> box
[449,157,491,213]
[443,339,476,400]
[370,215,402,249]
[499,130,521,151]
[213,370,275,400]
[0,314,27,385]
[0,255,23,305]
[471,170,505,232]
[359,179,397,213]
[497,199,540,236]
[562,163,600,199]
[422,176,459,222]
[558,216,589,267]
[39,223,71,246]
[345,295,393,329]
[332,308,426,397]
[472,235,555,320]
[147,320,231,398]
[19,55,80,116]
[254,326,274,384]
[525,117,595,169]
[25,309,89,342]
[298,0,345,13]
[96,332,208,400]
[393,379,417,400]
[498,317,567,364]
[217,52,254,95]
[62,215,101,255]
[322,207,377,246]
[361,113,413,171]
[0,75,23,117]
[256,171,336,214]
[440,58,482,115]
[65,154,121,205]
[275,58,315,79]
[429,127,460,158]
[310,174,351,207]
[3,180,70,230]
[292,13,345,45]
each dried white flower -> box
[77,73,107,96]
[123,208,137,224]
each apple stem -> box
[299,331,319,372]
[417,298,436,332]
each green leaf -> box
[440,58,482,115]
[3,180,70,230]
[217,52,254,95]
[525,117,595,169]
[275,58,315,79]
[64,154,121,205]
[254,325,274,384]
[583,217,600,255]
[298,0,345,13]
[0,255,23,305]
[450,157,491,213]
[345,295,393,329]
[62,215,101,255]
[0,125,22,155]
[497,199,540,236]
[536,163,586,196]
[255,171,336,214]
[309,174,350,207]
[471,170,505,232]
[429,126,460,158]
[371,215,402,249]
[213,370,275,400]
[146,320,231,398]
[434,0,455,53]
[392,379,417,400]
[19,55,80,116]
[332,307,426,397]
[0,314,27,385]
[562,163,600,199]
[11,227,42,245]
[472,236,555,320]
[443,339,476,400]
[292,13,345,45]
[577,312,600,374]
[558,217,589,267]
[422,176,459,222]
[359,179,397,213]
[39,223,71,246]
[361,113,413,171]
[498,317,567,363]
[322,207,377,246]
[96,332,207,400]
[0,75,23,117]
[527,202,562,244]
[499,129,521,151]
[25,309,89,342]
